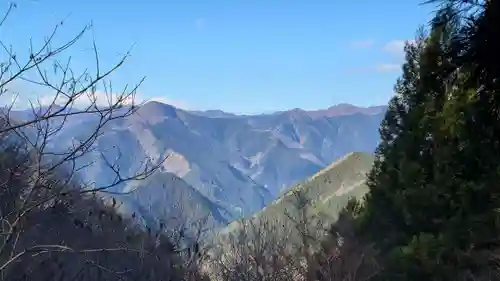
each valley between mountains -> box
[22,102,385,235]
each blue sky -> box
[1,0,437,114]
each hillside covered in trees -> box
[1,0,500,280]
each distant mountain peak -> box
[308,103,387,118]
[330,102,355,107]
[280,107,309,120]
[141,100,178,110]
[189,109,237,118]
[137,101,179,119]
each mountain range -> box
[8,102,386,233]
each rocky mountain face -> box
[11,102,385,231]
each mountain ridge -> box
[188,102,387,118]
[217,151,374,244]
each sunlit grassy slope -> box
[218,152,375,242]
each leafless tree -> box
[203,191,379,281]
[311,199,380,281]
[0,3,183,279]
[0,136,209,280]
[205,217,300,281]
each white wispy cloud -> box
[345,67,370,73]
[345,64,401,73]
[370,39,416,73]
[383,39,416,58]
[375,63,401,73]
[38,92,135,108]
[0,93,23,109]
[34,92,192,110]
[350,40,375,49]
[145,96,191,109]
[383,40,406,56]
[345,39,417,74]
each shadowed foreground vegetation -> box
[0,138,209,280]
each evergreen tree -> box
[347,1,500,279]
[353,15,471,281]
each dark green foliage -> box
[340,2,500,280]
